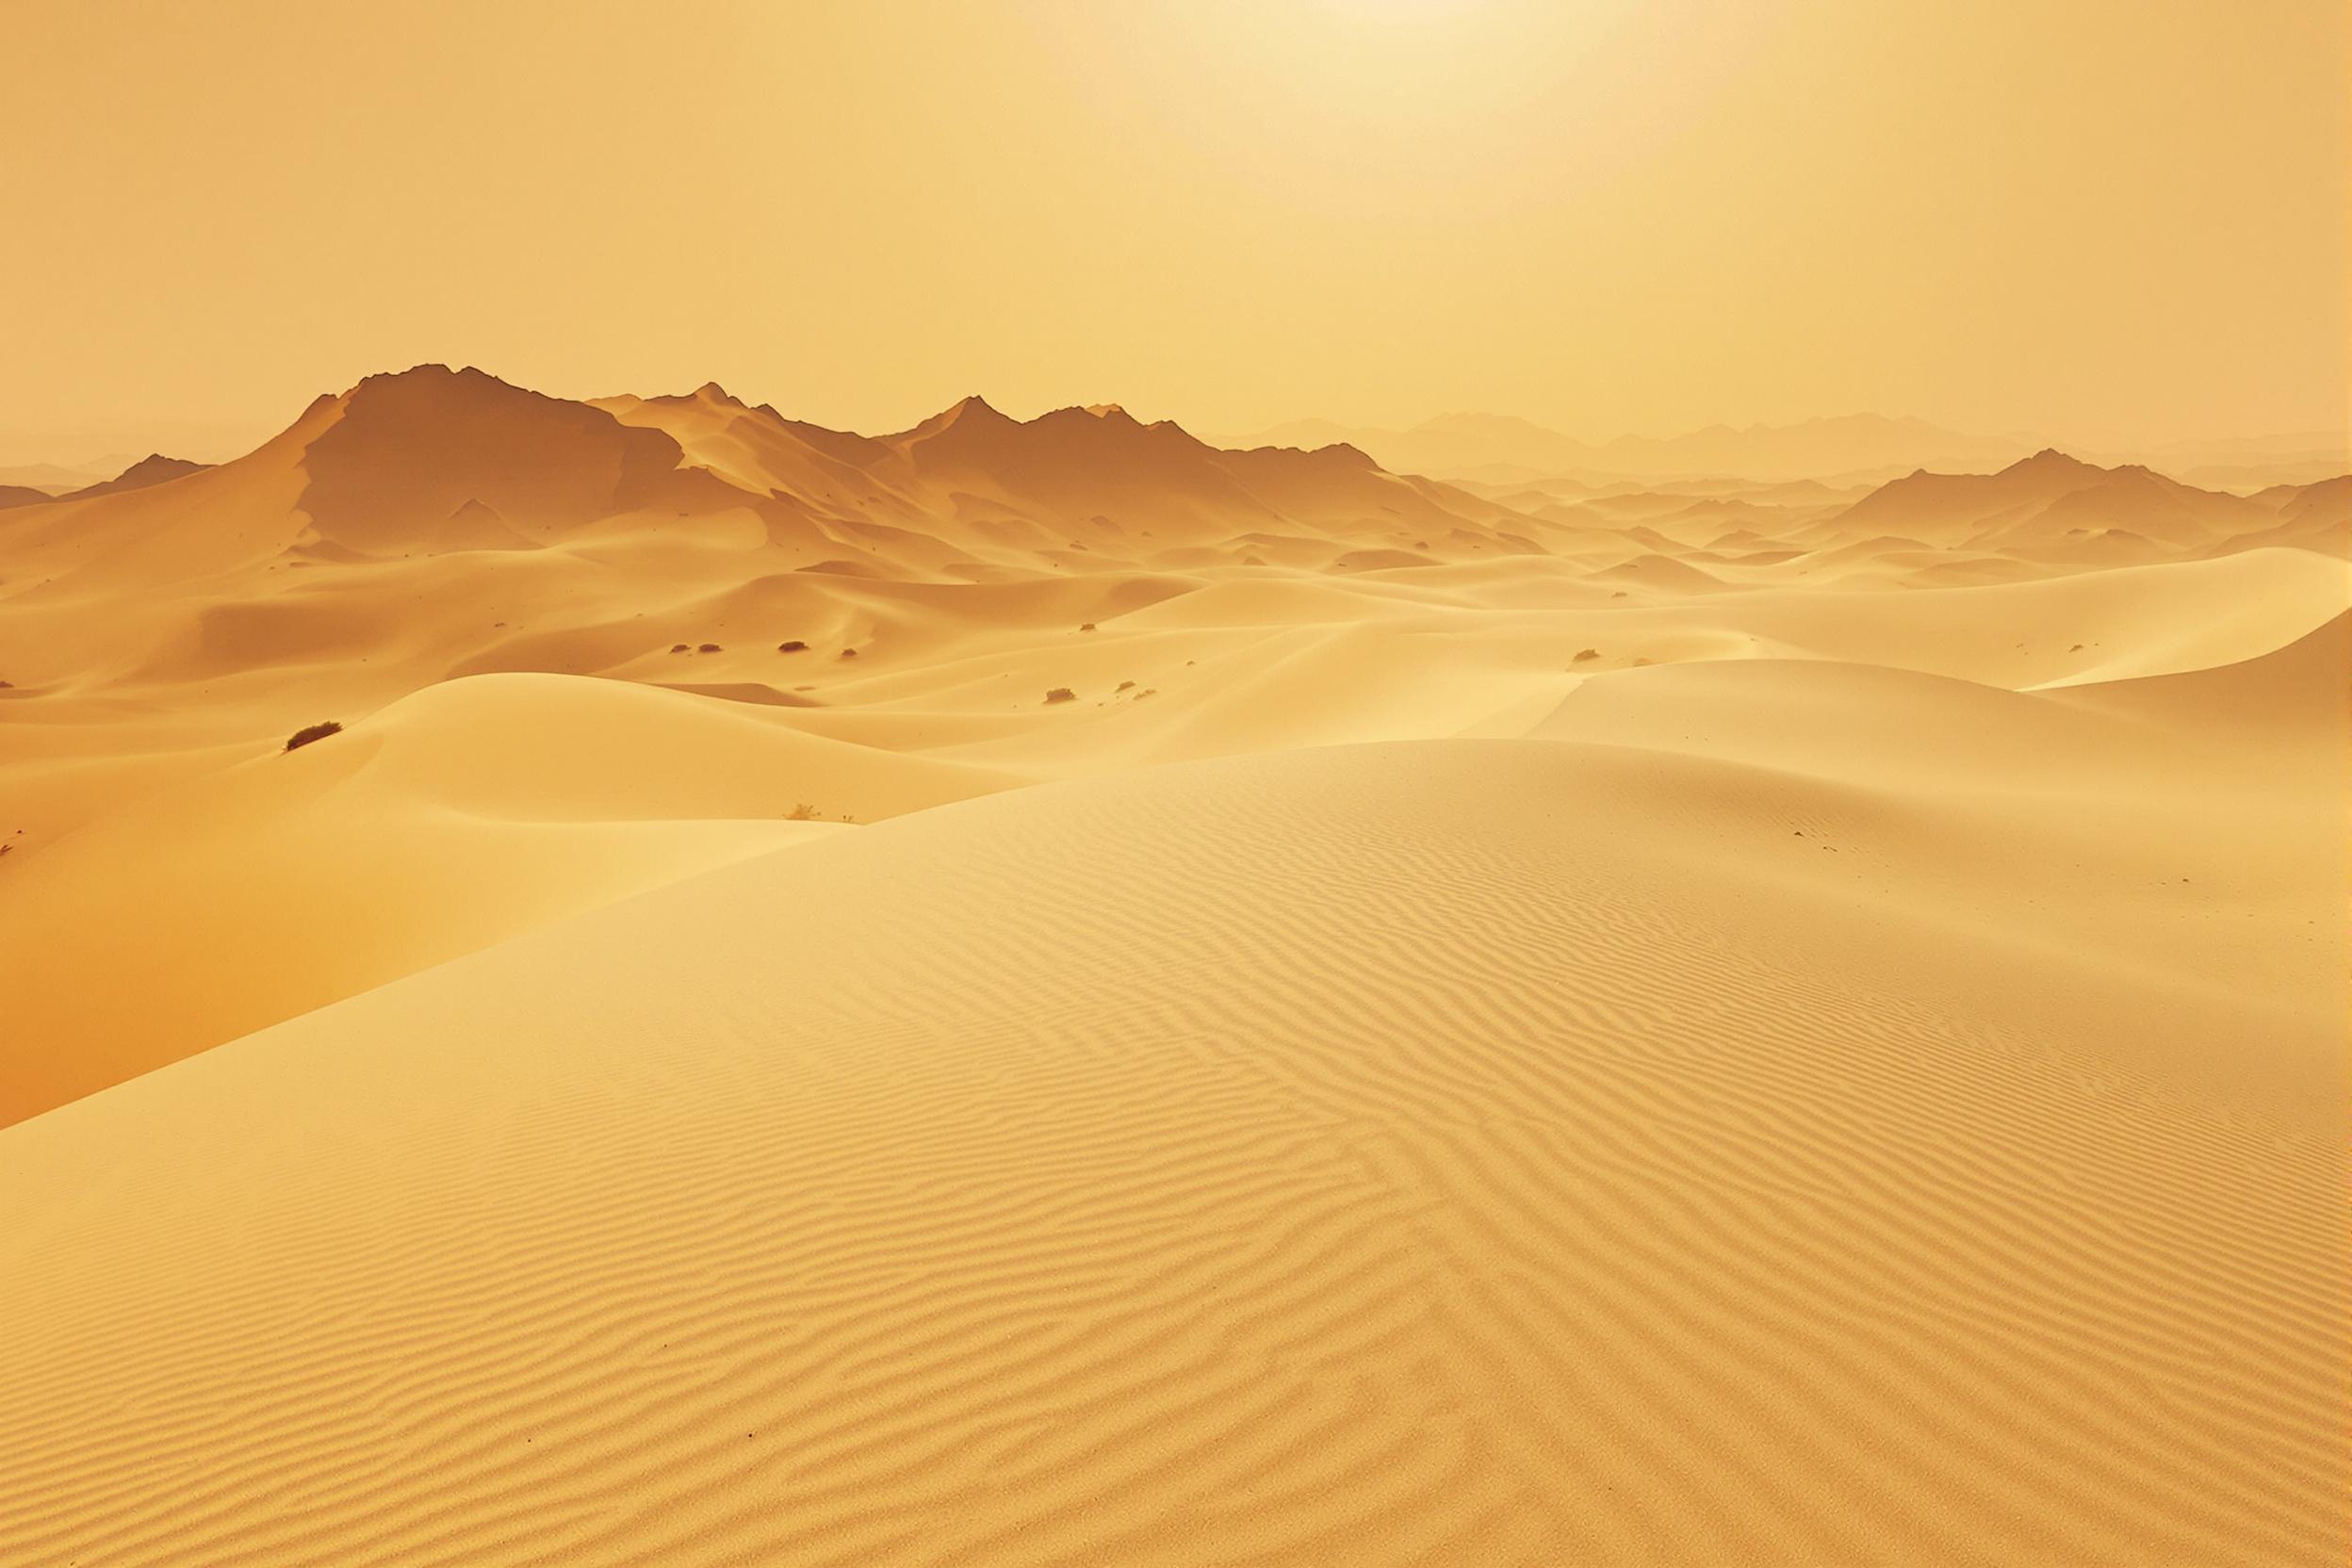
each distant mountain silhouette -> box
[0,463,111,494]
[600,381,1527,551]
[1825,449,2281,558]
[59,453,210,501]
[1233,413,2037,482]
[3,368,1546,585]
[13,371,2332,590]
[293,366,727,553]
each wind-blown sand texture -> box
[1,368,2344,1565]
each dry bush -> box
[777,640,808,652]
[284,721,343,752]
[1044,687,1076,704]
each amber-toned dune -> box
[0,367,2344,1564]
[0,673,1025,1121]
[1,722,2342,1565]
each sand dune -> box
[0,671,1031,1121]
[1,366,2345,1562]
[2,727,2341,1566]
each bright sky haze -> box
[4,0,2344,456]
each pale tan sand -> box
[0,368,2345,1562]
[0,725,2342,1565]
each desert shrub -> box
[1044,687,1076,704]
[284,721,343,752]
[1116,679,1135,692]
[840,648,859,660]
[786,802,820,821]
[698,643,723,653]
[670,643,690,653]
[778,640,808,652]
[1079,622,1096,631]
[1574,647,1600,662]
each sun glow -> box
[1,0,2339,449]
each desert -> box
[1,363,2344,1564]
[4,3,2345,1564]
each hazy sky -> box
[5,0,2344,458]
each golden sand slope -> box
[2,530,2343,1122]
[0,674,1021,1121]
[0,714,2341,1565]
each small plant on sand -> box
[786,802,820,821]
[778,640,808,652]
[284,721,343,752]
[1079,622,1097,632]
[840,647,859,660]
[670,643,691,653]
[1116,679,1135,692]
[1044,687,1076,704]
[1574,647,1601,662]
[698,643,723,653]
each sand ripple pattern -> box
[1,741,2342,1566]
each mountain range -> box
[1228,413,2044,483]
[1229,411,2352,488]
[0,368,2337,616]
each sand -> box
[0,368,2344,1564]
